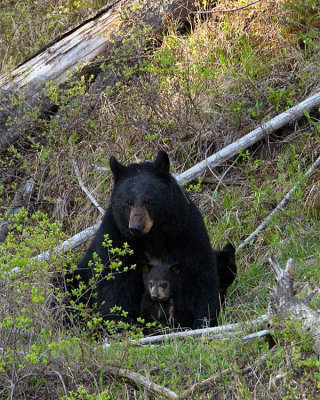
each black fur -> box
[140,262,193,329]
[75,151,222,328]
[216,243,237,305]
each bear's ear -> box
[153,151,170,176]
[170,263,182,274]
[142,264,152,274]
[110,156,127,181]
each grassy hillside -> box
[0,0,320,398]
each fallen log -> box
[0,0,196,152]
[268,257,320,355]
[105,365,178,399]
[175,90,320,185]
[132,315,268,345]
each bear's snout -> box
[129,207,153,235]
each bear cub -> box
[140,242,237,332]
[140,261,192,330]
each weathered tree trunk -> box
[0,0,196,152]
[268,258,320,355]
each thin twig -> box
[237,154,320,250]
[50,371,68,397]
[302,288,319,305]
[191,0,261,14]
[72,159,105,215]
[214,155,240,193]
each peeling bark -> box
[268,258,320,355]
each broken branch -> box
[104,365,178,399]
[268,257,320,355]
[72,159,105,216]
[132,315,268,345]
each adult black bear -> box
[140,261,192,330]
[76,151,221,328]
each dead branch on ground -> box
[130,315,268,345]
[175,91,320,185]
[104,365,178,399]
[268,257,320,355]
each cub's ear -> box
[110,156,127,181]
[170,263,182,274]
[153,150,170,176]
[142,264,152,274]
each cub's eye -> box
[144,197,152,204]
[126,200,133,206]
[148,281,153,288]
[161,282,168,289]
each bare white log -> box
[72,159,105,215]
[237,153,320,250]
[104,365,178,399]
[268,257,320,355]
[175,91,320,185]
[0,2,120,100]
[0,0,196,151]
[33,221,101,263]
[241,329,271,340]
[131,315,268,345]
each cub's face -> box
[146,277,171,302]
[142,263,181,302]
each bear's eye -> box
[143,197,152,205]
[126,199,133,206]
[148,281,153,288]
[161,282,168,289]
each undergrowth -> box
[0,0,320,398]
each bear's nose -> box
[128,221,143,235]
[151,294,158,301]
[129,227,141,235]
